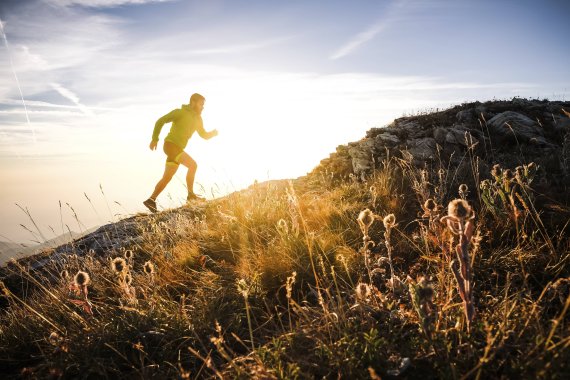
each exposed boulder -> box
[404,137,437,162]
[375,132,400,146]
[348,138,376,178]
[486,111,548,145]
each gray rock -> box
[456,108,475,122]
[433,127,447,146]
[374,132,400,146]
[446,129,478,147]
[487,111,545,143]
[348,138,376,176]
[405,137,437,160]
[398,121,426,139]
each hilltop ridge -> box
[315,98,570,185]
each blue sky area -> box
[0,0,569,244]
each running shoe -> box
[187,193,205,202]
[143,198,158,213]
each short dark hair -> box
[190,93,205,105]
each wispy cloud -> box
[330,0,408,60]
[1,98,114,111]
[44,0,173,8]
[330,22,388,60]
[186,37,293,56]
[50,83,94,116]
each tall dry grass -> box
[0,154,569,379]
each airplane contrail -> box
[0,18,36,143]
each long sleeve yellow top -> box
[152,104,212,149]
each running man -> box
[143,93,218,213]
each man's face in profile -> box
[192,99,205,114]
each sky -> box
[0,0,569,244]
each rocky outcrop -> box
[312,98,570,184]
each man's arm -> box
[151,109,179,143]
[196,122,218,140]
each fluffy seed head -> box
[383,214,396,229]
[286,271,297,299]
[355,282,372,300]
[60,270,69,279]
[236,278,249,298]
[48,332,60,346]
[459,183,468,194]
[124,272,132,286]
[124,250,134,260]
[357,209,375,229]
[447,199,472,220]
[74,271,90,287]
[276,219,288,234]
[143,261,154,275]
[111,257,126,273]
[424,198,437,212]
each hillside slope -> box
[0,230,96,267]
[0,98,569,379]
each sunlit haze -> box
[1,0,569,244]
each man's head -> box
[189,93,205,114]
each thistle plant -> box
[481,162,537,220]
[69,270,93,315]
[110,257,136,302]
[355,282,372,303]
[276,218,289,236]
[143,260,155,277]
[285,271,297,301]
[111,257,127,274]
[286,186,301,236]
[420,198,444,248]
[458,184,468,200]
[369,185,378,208]
[60,270,69,281]
[357,208,377,279]
[285,271,297,329]
[357,208,375,249]
[121,272,137,303]
[236,278,255,351]
[48,331,61,346]
[441,199,476,329]
[383,214,400,293]
[124,249,134,265]
[407,276,436,339]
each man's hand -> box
[149,140,158,150]
[211,129,219,138]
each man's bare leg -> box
[144,163,179,212]
[177,152,199,199]
[150,162,179,200]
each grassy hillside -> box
[1,101,569,379]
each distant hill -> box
[0,228,99,266]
